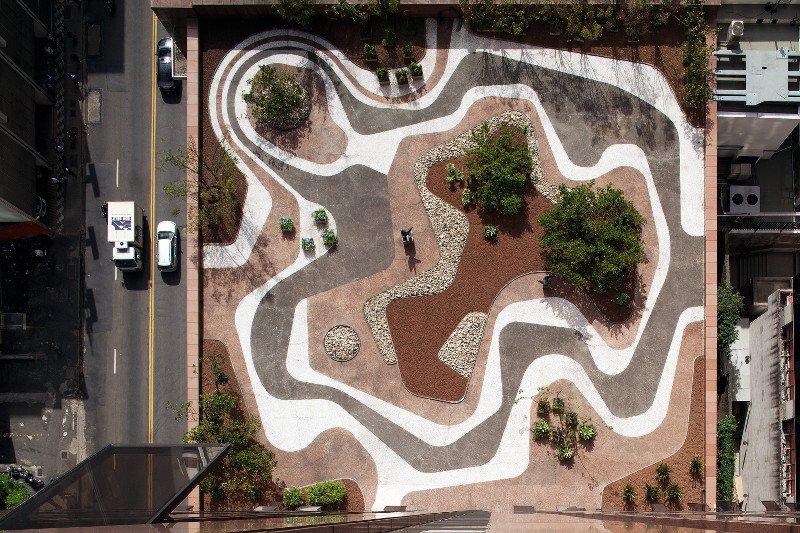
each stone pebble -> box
[324,325,360,362]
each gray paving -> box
[221,45,703,471]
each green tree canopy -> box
[464,125,532,216]
[243,65,310,130]
[538,181,646,294]
[717,281,744,360]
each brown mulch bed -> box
[201,339,284,512]
[602,356,706,511]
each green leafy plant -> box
[0,474,29,509]
[717,415,737,502]
[577,421,596,441]
[376,67,389,83]
[461,188,476,207]
[655,463,671,484]
[557,444,575,462]
[645,483,660,502]
[615,291,630,305]
[446,163,464,184]
[536,397,550,416]
[279,216,294,232]
[283,486,304,510]
[381,30,395,47]
[563,411,578,428]
[682,0,712,111]
[562,3,614,41]
[395,69,408,85]
[301,237,315,251]
[484,225,498,240]
[464,124,531,216]
[538,181,646,294]
[401,42,413,57]
[306,480,347,508]
[276,0,315,28]
[312,208,328,223]
[718,281,744,360]
[533,420,551,440]
[328,0,379,22]
[321,228,338,247]
[363,43,377,59]
[665,483,683,503]
[690,455,704,477]
[459,0,535,36]
[243,65,309,130]
[409,62,422,77]
[622,483,636,504]
[551,396,565,414]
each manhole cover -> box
[323,325,360,362]
[86,89,101,124]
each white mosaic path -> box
[206,21,706,509]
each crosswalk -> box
[396,511,491,532]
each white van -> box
[156,221,178,272]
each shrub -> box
[276,0,315,28]
[557,444,575,462]
[465,124,531,216]
[409,62,422,77]
[395,69,408,85]
[622,483,636,503]
[718,281,744,360]
[682,0,712,110]
[615,291,630,305]
[363,43,377,59]
[0,474,29,509]
[301,237,315,251]
[321,228,338,247]
[328,0,378,22]
[655,463,671,484]
[551,428,566,446]
[644,483,660,502]
[459,0,535,36]
[717,415,737,502]
[381,31,395,47]
[563,411,578,428]
[283,486,304,510]
[561,3,614,41]
[484,225,498,240]
[461,188,476,207]
[577,421,596,441]
[690,455,704,477]
[536,397,550,416]
[446,163,464,184]
[401,42,413,57]
[551,396,565,414]
[279,216,294,232]
[533,420,551,440]
[665,483,683,503]
[538,181,646,294]
[312,208,328,223]
[243,65,309,130]
[306,480,347,507]
[376,67,389,82]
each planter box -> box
[404,55,415,63]
[365,57,378,66]
[378,78,390,86]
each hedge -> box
[306,480,347,508]
[717,415,737,502]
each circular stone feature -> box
[324,325,360,362]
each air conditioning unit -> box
[729,185,761,214]
[728,20,745,42]
[728,162,753,181]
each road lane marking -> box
[148,12,157,444]
[113,348,117,374]
[114,266,117,281]
[116,159,119,188]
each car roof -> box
[157,221,177,233]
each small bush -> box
[551,396,565,414]
[557,444,575,462]
[447,163,464,184]
[301,237,315,251]
[363,43,377,59]
[551,428,566,446]
[622,483,636,503]
[279,216,294,232]
[312,208,328,223]
[306,480,347,508]
[533,420,551,440]
[283,486,304,510]
[484,225,498,240]
[655,463,671,484]
[718,281,744,360]
[276,0,315,28]
[615,291,630,305]
[690,455,704,477]
[395,69,408,85]
[563,411,578,428]
[376,67,389,82]
[381,31,395,47]
[401,42,413,57]
[0,474,29,509]
[645,483,660,502]
[536,397,550,415]
[665,483,683,503]
[577,421,596,441]
[462,188,476,207]
[321,228,338,247]
[409,62,422,77]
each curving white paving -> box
[207,21,706,509]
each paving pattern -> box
[204,20,705,510]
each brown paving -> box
[399,323,703,512]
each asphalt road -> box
[83,0,187,451]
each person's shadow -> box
[404,241,421,273]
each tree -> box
[718,281,744,360]
[276,0,315,28]
[327,0,379,22]
[459,0,535,36]
[538,182,646,296]
[464,124,531,216]
[0,474,28,509]
[682,0,712,110]
[243,65,310,131]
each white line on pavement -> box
[113,349,117,374]
[116,159,119,188]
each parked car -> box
[156,37,176,93]
[156,221,178,272]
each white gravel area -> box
[363,111,555,377]
[438,312,489,378]
[324,325,360,362]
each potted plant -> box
[363,43,377,64]
[395,69,408,85]
[279,216,294,232]
[381,30,395,48]
[321,228,338,247]
[301,238,315,251]
[312,208,328,224]
[409,61,422,79]
[376,67,389,85]
[401,42,414,61]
